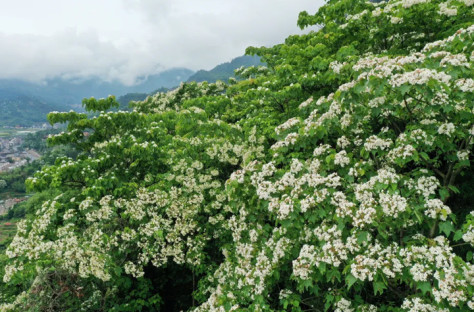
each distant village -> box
[0,198,27,215]
[0,133,42,215]
[0,136,41,173]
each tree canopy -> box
[0,0,473,311]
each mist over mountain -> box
[0,90,62,127]
[0,54,264,127]
[0,68,194,107]
[0,68,194,126]
[117,55,264,108]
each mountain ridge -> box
[0,55,264,126]
[186,55,262,83]
[0,68,194,126]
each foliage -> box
[21,129,61,153]
[1,0,473,311]
[0,68,195,126]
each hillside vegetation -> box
[0,0,473,311]
[0,68,194,127]
[0,91,61,127]
[116,56,263,110]
[186,55,263,83]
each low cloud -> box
[0,29,157,85]
[128,0,323,70]
[0,0,323,85]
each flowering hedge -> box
[0,0,473,311]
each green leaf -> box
[448,185,460,194]
[373,281,387,295]
[399,84,411,95]
[346,274,357,289]
[319,262,327,274]
[324,294,334,311]
[412,151,419,162]
[453,230,463,241]
[420,152,430,160]
[439,221,454,236]
[417,281,431,295]
[154,229,164,239]
[439,188,450,201]
[357,231,369,244]
[325,155,333,165]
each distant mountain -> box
[0,54,263,127]
[0,68,194,126]
[117,93,149,108]
[131,69,193,94]
[116,55,264,109]
[0,68,194,107]
[0,90,62,127]
[117,87,171,109]
[187,55,263,83]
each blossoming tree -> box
[0,0,473,311]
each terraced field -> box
[0,222,16,244]
[0,128,41,138]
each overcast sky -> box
[0,0,324,85]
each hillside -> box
[117,55,262,108]
[0,56,264,127]
[0,68,194,126]
[186,55,262,83]
[0,90,61,127]
[0,68,194,106]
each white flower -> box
[379,193,407,218]
[438,123,455,137]
[424,199,452,220]
[463,225,474,245]
[275,118,300,135]
[390,69,451,87]
[335,298,354,312]
[457,150,470,161]
[402,0,428,8]
[390,17,403,24]
[334,150,350,167]
[364,135,392,151]
[438,3,457,16]
[337,136,351,149]
[455,78,474,92]
[416,176,440,198]
[440,53,469,67]
[329,61,346,74]
[372,7,382,17]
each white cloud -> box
[0,0,324,85]
[127,0,323,69]
[0,29,156,85]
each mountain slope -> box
[0,90,61,126]
[0,68,195,126]
[187,55,262,83]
